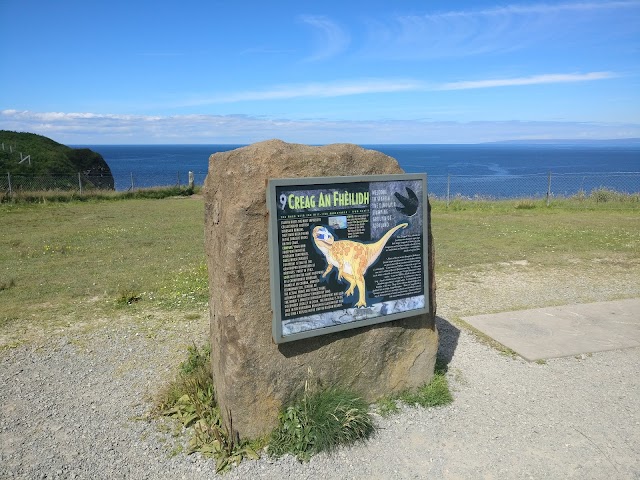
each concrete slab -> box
[462,298,640,361]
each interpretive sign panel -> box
[267,174,428,343]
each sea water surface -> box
[79,144,640,197]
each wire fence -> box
[0,171,209,195]
[428,172,640,203]
[107,171,209,191]
[1,172,118,194]
[2,171,639,201]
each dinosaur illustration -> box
[311,223,408,307]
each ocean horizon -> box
[74,143,640,196]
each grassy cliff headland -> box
[1,130,114,189]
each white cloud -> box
[178,78,424,105]
[423,1,639,18]
[439,72,617,90]
[2,109,638,144]
[176,71,615,106]
[299,15,350,61]
[364,1,640,59]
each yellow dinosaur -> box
[311,223,408,307]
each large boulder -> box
[204,139,438,439]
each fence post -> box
[130,172,135,191]
[546,171,552,206]
[188,171,194,190]
[446,174,451,208]
[7,172,12,196]
[177,171,181,187]
[78,172,83,194]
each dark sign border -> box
[267,173,429,343]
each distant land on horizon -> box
[73,138,640,147]
[484,138,640,146]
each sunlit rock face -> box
[204,139,438,439]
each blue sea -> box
[77,143,640,197]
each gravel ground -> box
[1,264,639,480]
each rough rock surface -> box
[203,140,438,439]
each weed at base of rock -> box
[268,387,374,461]
[155,348,453,470]
[399,372,453,408]
[375,396,401,417]
[377,359,454,414]
[189,410,259,473]
[154,343,258,473]
[180,342,211,375]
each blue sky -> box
[1,0,639,144]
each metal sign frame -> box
[267,173,428,343]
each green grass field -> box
[431,198,640,272]
[0,197,207,347]
[1,195,638,349]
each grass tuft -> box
[589,187,639,203]
[180,342,211,375]
[514,199,538,209]
[157,343,213,409]
[0,278,16,292]
[155,343,259,473]
[375,396,401,417]
[400,371,453,408]
[269,387,374,461]
[115,288,142,306]
[377,359,453,414]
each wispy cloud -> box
[421,1,640,18]
[175,71,614,106]
[179,78,423,105]
[439,72,617,90]
[3,109,638,144]
[299,15,350,61]
[364,1,640,59]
